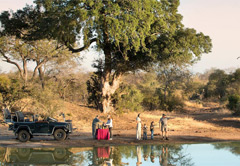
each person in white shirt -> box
[136,113,141,140]
[106,115,113,140]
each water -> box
[0,142,240,166]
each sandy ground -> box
[0,101,240,148]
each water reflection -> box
[0,142,240,166]
[136,146,142,165]
[213,142,240,155]
[91,146,114,166]
[0,148,72,165]
[159,146,168,166]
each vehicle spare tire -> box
[54,129,67,141]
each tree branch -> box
[32,59,48,79]
[0,49,24,78]
[67,38,97,53]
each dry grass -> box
[222,117,240,121]
[184,101,203,109]
[170,117,218,131]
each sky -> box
[0,0,240,73]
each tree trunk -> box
[22,59,28,86]
[38,67,45,89]
[32,60,47,89]
[101,73,121,113]
[100,44,121,113]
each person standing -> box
[136,113,141,140]
[106,115,113,140]
[159,114,169,140]
[150,121,155,140]
[143,124,148,140]
[92,115,101,139]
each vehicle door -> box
[34,121,50,133]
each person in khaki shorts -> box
[159,114,169,140]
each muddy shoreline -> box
[1,128,239,148]
[1,102,240,148]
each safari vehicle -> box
[2,109,73,142]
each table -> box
[96,129,110,140]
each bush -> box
[227,94,240,115]
[113,85,143,113]
[0,75,26,108]
[165,95,185,111]
[156,88,184,111]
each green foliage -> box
[156,88,184,111]
[0,0,212,73]
[86,60,104,109]
[227,94,240,115]
[0,74,26,108]
[204,69,240,103]
[185,81,204,100]
[227,69,240,95]
[0,36,76,88]
[0,0,212,113]
[166,95,185,111]
[138,72,160,110]
[114,84,144,112]
[202,68,240,116]
[204,69,229,99]
[153,63,190,111]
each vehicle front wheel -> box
[18,130,30,142]
[54,129,67,141]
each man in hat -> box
[92,115,101,139]
[159,114,169,140]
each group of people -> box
[137,113,170,140]
[92,115,113,140]
[91,113,170,141]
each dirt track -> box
[1,102,240,147]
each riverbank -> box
[1,101,240,148]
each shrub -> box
[114,85,143,113]
[165,95,185,111]
[155,88,184,111]
[227,94,240,115]
[0,75,26,108]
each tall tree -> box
[0,36,33,85]
[155,63,190,103]
[0,0,212,113]
[0,36,74,88]
[30,39,75,89]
